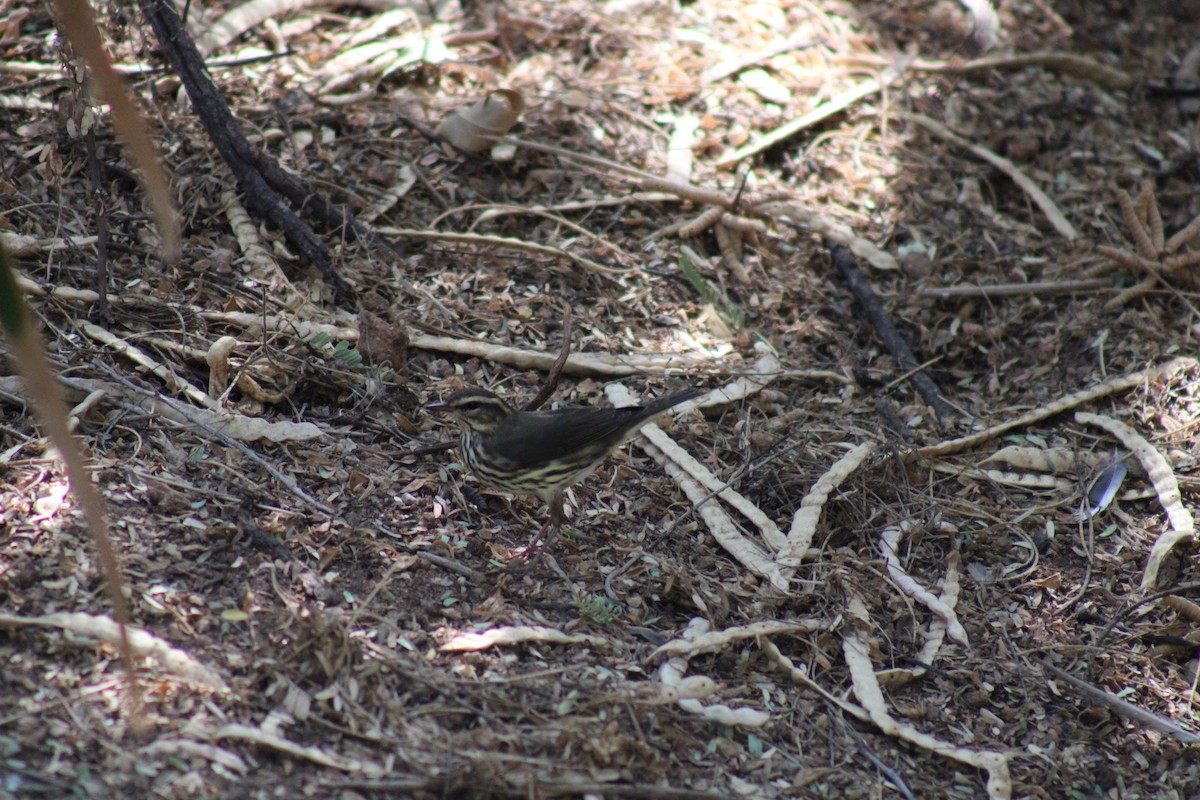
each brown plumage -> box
[427,387,701,552]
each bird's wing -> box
[480,407,652,470]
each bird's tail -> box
[636,388,704,420]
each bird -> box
[426,387,702,555]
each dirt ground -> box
[3,0,1200,797]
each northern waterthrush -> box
[426,387,702,552]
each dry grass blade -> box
[715,55,913,168]
[47,0,179,258]
[902,112,1077,240]
[377,227,629,275]
[0,245,142,716]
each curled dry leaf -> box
[982,445,1077,474]
[80,321,217,411]
[236,358,294,405]
[1162,594,1200,624]
[896,550,964,681]
[215,723,383,775]
[657,618,770,728]
[982,445,1146,481]
[440,625,607,652]
[879,523,969,645]
[1074,412,1195,589]
[0,231,39,256]
[915,358,1197,459]
[979,468,1072,490]
[205,410,324,443]
[672,675,720,700]
[200,310,360,342]
[778,441,876,570]
[222,190,276,283]
[647,439,786,590]
[206,335,239,399]
[437,89,525,154]
[140,739,248,775]
[641,422,784,548]
[844,630,1012,799]
[649,619,831,661]
[0,611,227,692]
[606,382,789,591]
[619,348,787,550]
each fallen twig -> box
[840,50,1133,91]
[1042,662,1200,744]
[916,278,1111,299]
[523,308,573,412]
[826,241,953,420]
[376,227,628,276]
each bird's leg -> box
[517,491,565,561]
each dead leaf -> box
[437,89,525,154]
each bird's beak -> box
[424,400,449,414]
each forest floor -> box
[3,0,1200,797]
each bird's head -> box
[426,388,515,434]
